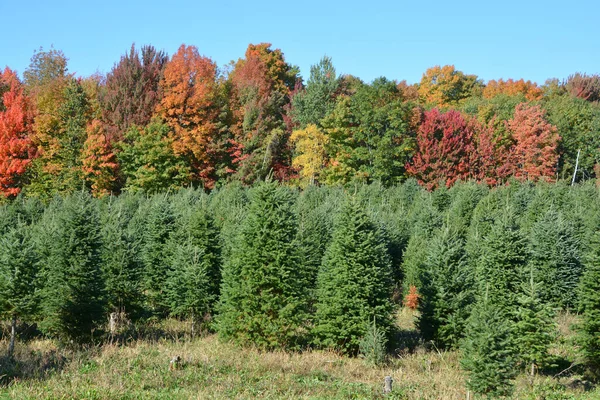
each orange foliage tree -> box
[0,68,35,197]
[483,79,543,101]
[80,120,118,197]
[158,44,221,188]
[505,103,560,182]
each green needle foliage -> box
[216,182,308,350]
[39,192,106,344]
[141,195,175,316]
[313,196,394,355]
[475,207,527,311]
[0,219,40,356]
[100,194,145,320]
[417,224,474,349]
[577,231,600,378]
[166,206,221,331]
[461,292,517,398]
[514,268,556,375]
[528,208,582,309]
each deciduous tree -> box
[505,103,560,182]
[158,44,222,187]
[418,65,482,108]
[101,44,168,140]
[0,68,35,198]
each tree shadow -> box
[389,326,423,357]
[0,349,67,386]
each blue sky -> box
[1,0,598,84]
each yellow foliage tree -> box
[418,65,481,108]
[290,124,329,186]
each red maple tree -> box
[0,68,35,197]
[406,109,476,190]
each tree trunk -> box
[8,314,16,358]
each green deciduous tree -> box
[117,120,191,193]
[322,78,416,185]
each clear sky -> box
[1,0,598,85]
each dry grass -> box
[0,311,597,399]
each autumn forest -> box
[1,43,599,197]
[2,43,600,398]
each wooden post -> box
[383,376,393,394]
[8,314,16,358]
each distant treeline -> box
[2,180,600,395]
[1,44,600,199]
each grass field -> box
[0,310,597,399]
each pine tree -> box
[38,192,106,344]
[166,206,221,335]
[313,197,394,355]
[461,292,517,398]
[417,224,474,349]
[216,182,308,349]
[576,231,600,377]
[0,220,39,357]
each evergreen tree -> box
[100,194,145,320]
[290,56,339,128]
[295,185,338,292]
[417,224,474,348]
[461,292,517,398]
[166,206,221,335]
[313,197,394,355]
[401,195,443,296]
[216,182,308,349]
[0,220,39,357]
[527,208,582,309]
[475,208,527,311]
[208,182,248,269]
[38,192,106,344]
[141,194,175,315]
[514,268,556,376]
[576,231,600,377]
